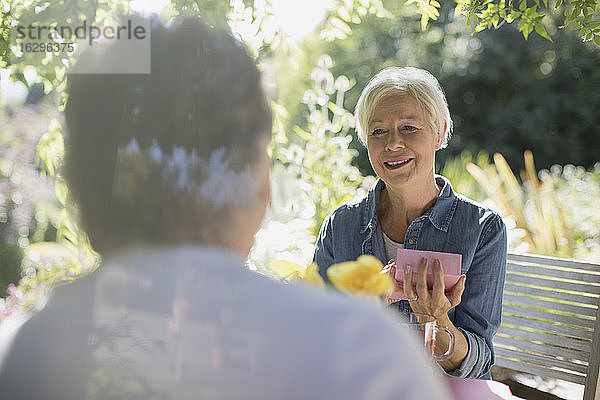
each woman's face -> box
[366,94,442,189]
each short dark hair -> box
[64,16,272,254]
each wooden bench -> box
[492,253,600,400]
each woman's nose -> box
[385,131,405,152]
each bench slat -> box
[494,335,590,363]
[494,357,587,385]
[505,273,600,295]
[495,347,588,374]
[507,253,600,272]
[498,253,600,395]
[502,304,596,330]
[501,315,594,340]
[503,293,597,318]
[497,325,592,352]
[504,282,599,306]
[506,263,600,284]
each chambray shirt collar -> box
[360,174,458,234]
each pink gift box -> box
[389,248,462,301]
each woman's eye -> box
[402,125,417,132]
[371,128,385,136]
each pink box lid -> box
[389,248,462,301]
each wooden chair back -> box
[493,253,600,400]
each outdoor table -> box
[443,376,523,400]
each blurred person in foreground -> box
[0,17,449,399]
[313,67,507,379]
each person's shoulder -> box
[0,273,97,398]
[452,191,504,224]
[330,195,368,217]
[449,193,507,247]
[1,271,98,343]
[248,270,388,326]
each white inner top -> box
[382,230,404,262]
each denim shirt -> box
[313,175,507,379]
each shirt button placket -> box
[406,219,422,249]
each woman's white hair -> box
[354,67,453,148]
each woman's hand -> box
[382,257,466,316]
[402,258,466,320]
[386,257,470,371]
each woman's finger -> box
[448,274,467,308]
[402,264,417,300]
[381,259,395,275]
[390,265,404,291]
[432,259,445,295]
[415,257,428,298]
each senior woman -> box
[313,67,507,379]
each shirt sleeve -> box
[446,213,507,379]
[313,213,335,279]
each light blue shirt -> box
[0,246,450,399]
[313,175,507,379]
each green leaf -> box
[327,101,345,115]
[55,179,68,206]
[330,17,352,35]
[524,24,533,39]
[293,126,317,143]
[567,7,578,22]
[421,14,430,30]
[337,6,352,22]
[535,23,553,41]
[594,34,600,46]
[519,18,534,39]
[493,14,500,27]
[427,4,440,18]
[519,0,527,11]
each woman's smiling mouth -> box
[384,158,413,169]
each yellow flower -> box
[327,255,394,297]
[287,262,326,291]
[269,259,307,278]
[286,271,303,282]
[302,263,326,290]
